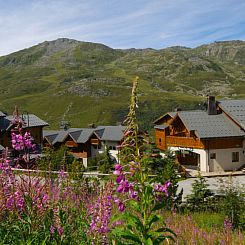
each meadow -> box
[1,78,244,244]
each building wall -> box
[155,129,166,150]
[209,147,245,171]
[170,145,245,172]
[202,138,243,150]
[94,140,120,162]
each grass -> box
[163,211,245,244]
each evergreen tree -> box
[186,173,213,211]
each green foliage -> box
[186,174,213,211]
[192,212,226,230]
[218,177,245,229]
[111,203,175,245]
[97,147,116,174]
[37,146,85,176]
[141,150,183,210]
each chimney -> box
[174,107,182,112]
[207,95,217,115]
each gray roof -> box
[0,114,48,130]
[0,117,10,130]
[154,124,169,130]
[43,130,67,145]
[76,128,94,143]
[218,100,245,129]
[95,125,126,141]
[178,110,245,138]
[4,114,48,129]
[0,111,6,117]
[43,128,95,145]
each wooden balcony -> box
[91,139,100,145]
[71,152,88,159]
[65,141,78,148]
[166,136,204,149]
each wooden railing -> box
[91,139,99,145]
[65,141,78,148]
[166,136,204,149]
[71,152,88,158]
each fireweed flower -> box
[88,181,114,243]
[50,225,56,234]
[129,161,140,174]
[58,170,68,179]
[11,132,35,151]
[116,180,131,193]
[113,164,122,175]
[153,181,172,197]
[224,217,233,230]
[57,226,64,236]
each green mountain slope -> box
[0,38,244,129]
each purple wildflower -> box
[50,225,56,234]
[57,226,64,236]
[224,217,233,230]
[116,180,131,193]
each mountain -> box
[0,38,244,130]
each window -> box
[159,138,162,145]
[232,152,239,162]
[210,153,216,159]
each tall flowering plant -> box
[111,77,175,244]
[10,112,36,168]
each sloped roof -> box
[43,130,67,145]
[76,128,95,143]
[0,114,48,129]
[154,124,169,130]
[0,111,6,117]
[43,128,95,145]
[153,112,177,124]
[0,117,10,130]
[177,110,245,138]
[95,125,126,141]
[218,100,245,129]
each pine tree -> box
[186,173,213,211]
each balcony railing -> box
[71,152,88,158]
[65,141,78,148]
[91,139,99,145]
[166,136,204,149]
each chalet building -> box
[94,125,126,161]
[43,128,99,168]
[154,97,245,172]
[0,110,48,152]
[43,125,125,167]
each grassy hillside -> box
[0,38,244,130]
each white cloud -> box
[0,0,244,55]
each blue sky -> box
[0,0,244,56]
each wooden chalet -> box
[0,109,48,152]
[154,97,245,172]
[43,125,126,167]
[43,128,100,167]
